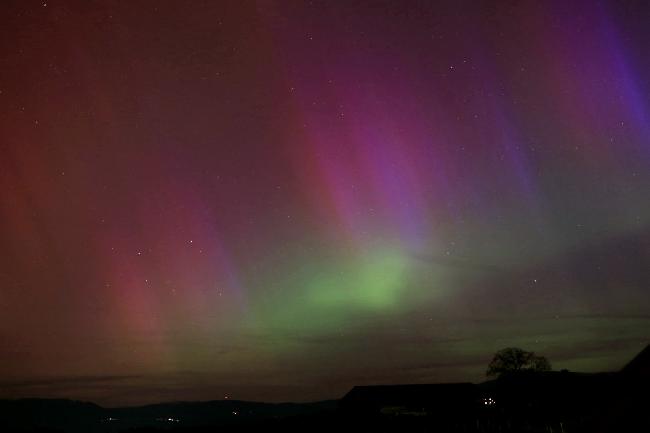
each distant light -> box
[482,397,496,407]
[232,411,238,415]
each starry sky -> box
[1,0,649,406]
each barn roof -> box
[621,344,650,378]
[341,383,479,409]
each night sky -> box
[1,0,649,406]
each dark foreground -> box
[6,345,650,433]
[1,378,648,433]
[3,344,650,433]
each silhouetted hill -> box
[0,398,103,432]
[3,345,648,432]
[0,398,337,433]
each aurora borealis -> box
[1,0,649,406]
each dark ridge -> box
[1,345,648,432]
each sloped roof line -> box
[621,344,650,375]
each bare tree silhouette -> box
[486,347,551,377]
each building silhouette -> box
[340,344,650,432]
